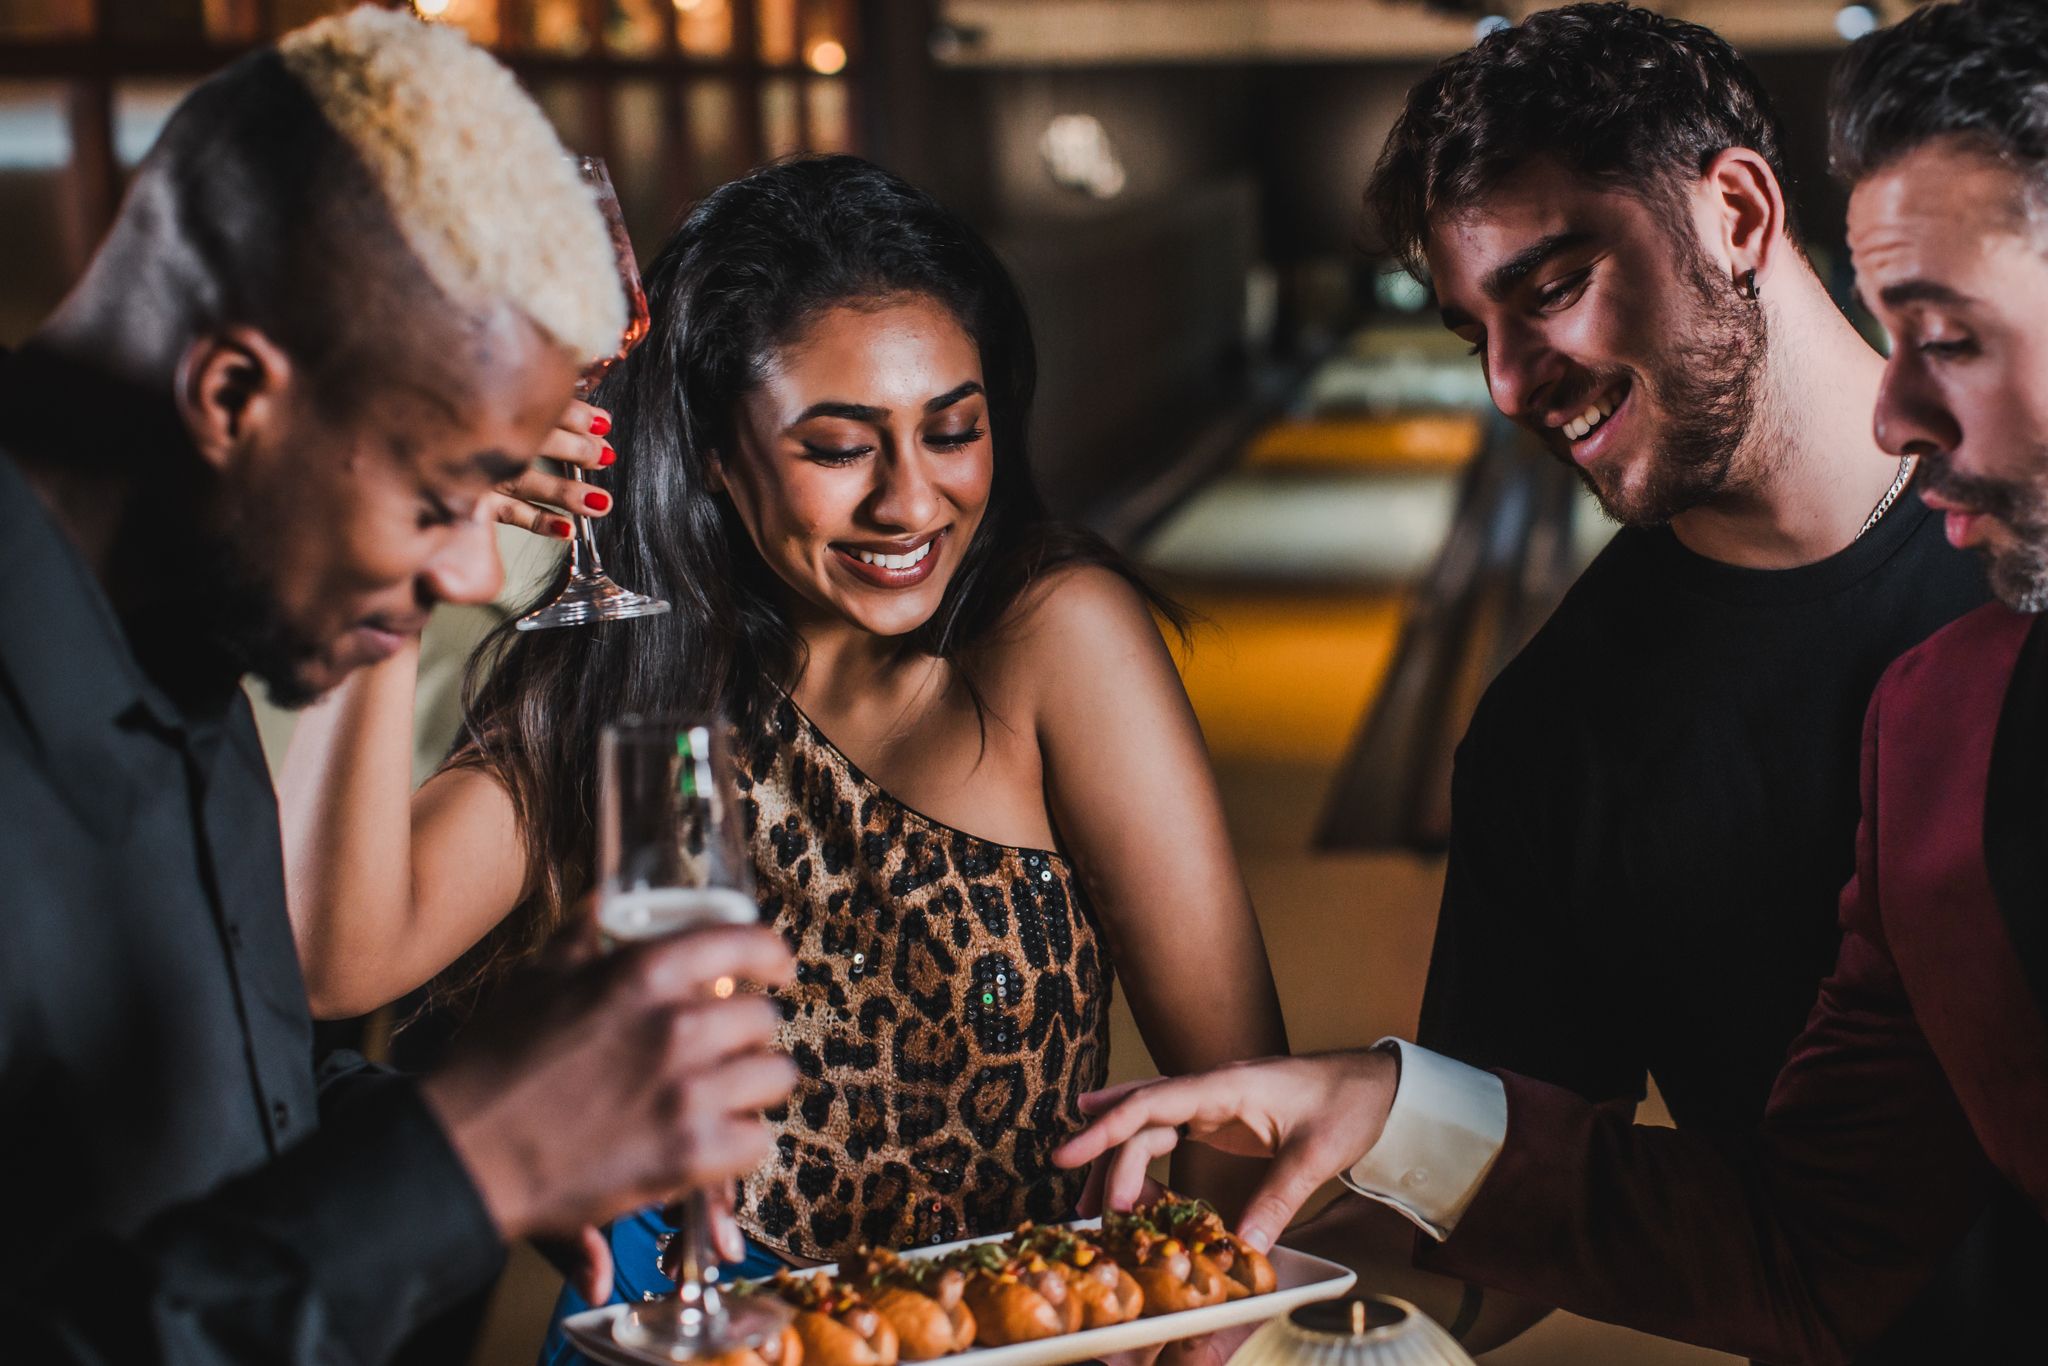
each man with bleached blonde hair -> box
[0,9,795,1363]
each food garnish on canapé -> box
[657,1193,1278,1361]
[842,1248,978,1359]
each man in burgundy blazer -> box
[1417,597,2048,1362]
[1055,5,2048,1360]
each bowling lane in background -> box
[1146,473,1458,586]
[1171,589,1407,769]
[1140,323,1478,780]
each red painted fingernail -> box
[598,444,617,467]
[589,413,612,437]
[584,490,611,513]
[550,518,574,539]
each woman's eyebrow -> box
[792,400,887,424]
[790,381,984,425]
[925,381,984,413]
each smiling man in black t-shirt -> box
[1329,5,2032,1357]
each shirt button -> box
[272,1098,291,1131]
[1400,1168,1429,1190]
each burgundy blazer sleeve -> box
[1416,680,1995,1365]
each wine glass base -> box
[515,575,672,631]
[612,1295,792,1362]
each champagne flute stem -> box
[674,1188,728,1342]
[565,464,608,579]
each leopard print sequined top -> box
[731,695,1113,1262]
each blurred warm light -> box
[805,38,847,75]
[757,0,798,64]
[409,0,496,44]
[676,0,732,58]
[200,0,258,42]
[609,0,666,55]
[533,0,587,54]
[0,0,92,40]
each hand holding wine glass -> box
[416,910,795,1259]
[515,154,669,630]
[601,719,794,1361]
[484,397,618,543]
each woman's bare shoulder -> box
[415,745,521,829]
[975,562,1176,713]
[992,561,1162,656]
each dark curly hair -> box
[1832,0,2048,211]
[439,155,1179,1005]
[1366,2,1799,280]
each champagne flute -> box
[600,719,790,1361]
[515,155,671,631]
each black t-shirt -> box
[1419,493,2044,1360]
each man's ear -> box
[174,327,297,473]
[1698,146,1787,291]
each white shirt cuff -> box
[1336,1038,1508,1241]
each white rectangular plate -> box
[564,1220,1356,1366]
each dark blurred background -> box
[0,4,1915,1361]
[0,0,1878,524]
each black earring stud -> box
[1737,268,1759,301]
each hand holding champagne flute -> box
[602,719,793,1360]
[516,154,670,630]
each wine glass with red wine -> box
[515,155,670,631]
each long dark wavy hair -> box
[441,155,1180,1003]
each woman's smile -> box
[831,529,945,587]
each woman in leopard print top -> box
[737,692,1110,1258]
[281,157,1287,1350]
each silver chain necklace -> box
[1856,455,1918,540]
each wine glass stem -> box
[565,465,608,580]
[673,1188,728,1341]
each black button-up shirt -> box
[0,440,502,1363]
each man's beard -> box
[167,520,333,716]
[119,483,332,711]
[196,531,332,710]
[1916,450,2048,612]
[1566,250,1769,527]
